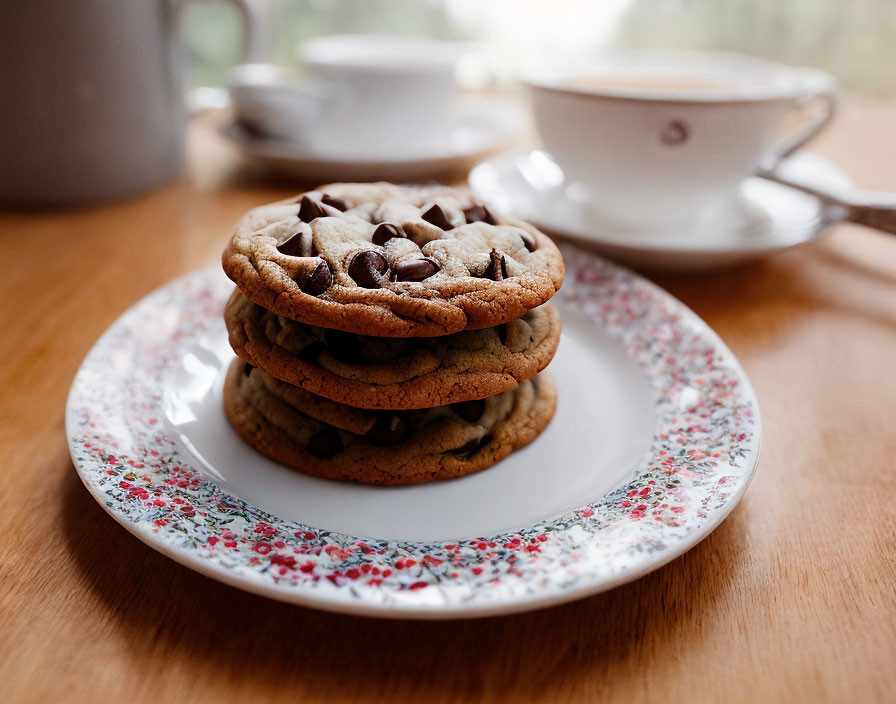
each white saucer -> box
[66,247,760,619]
[469,149,853,270]
[220,95,527,183]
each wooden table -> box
[2,97,894,703]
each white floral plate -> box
[66,246,760,619]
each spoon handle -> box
[759,167,896,236]
[845,201,896,236]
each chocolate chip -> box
[478,249,507,281]
[518,230,537,252]
[276,231,312,258]
[321,194,347,211]
[307,427,343,459]
[323,329,361,362]
[497,324,508,346]
[348,250,389,288]
[451,399,486,423]
[392,256,439,282]
[421,204,453,231]
[366,414,411,446]
[371,223,405,246]
[463,204,497,225]
[447,438,479,457]
[298,342,324,365]
[446,434,492,460]
[299,259,332,296]
[298,196,327,223]
[243,363,254,377]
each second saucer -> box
[469,149,852,271]
[222,95,526,183]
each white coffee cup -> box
[231,34,463,156]
[229,63,325,139]
[525,50,838,231]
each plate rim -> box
[66,250,761,619]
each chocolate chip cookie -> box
[222,182,565,337]
[223,360,557,485]
[224,288,561,409]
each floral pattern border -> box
[67,246,759,613]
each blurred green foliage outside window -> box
[184,0,896,95]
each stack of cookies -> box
[221,182,565,485]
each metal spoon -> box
[759,164,896,235]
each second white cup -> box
[231,34,464,156]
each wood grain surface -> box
[1,97,894,703]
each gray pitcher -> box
[0,0,263,207]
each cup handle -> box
[764,67,839,167]
[174,0,271,112]
[223,0,269,63]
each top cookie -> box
[222,182,565,337]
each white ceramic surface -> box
[469,149,852,270]
[67,247,760,618]
[220,95,527,182]
[525,50,837,231]
[164,307,653,542]
[295,34,462,152]
[228,64,329,143]
[229,36,465,152]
